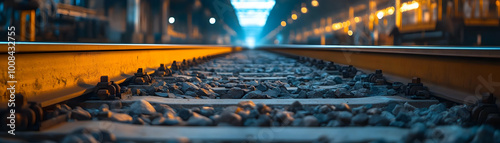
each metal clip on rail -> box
[325,62,338,70]
[365,69,387,85]
[132,68,153,85]
[341,65,358,78]
[405,77,430,99]
[154,64,172,77]
[0,94,43,131]
[472,93,500,127]
[95,76,125,100]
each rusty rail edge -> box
[0,43,239,107]
[259,44,500,58]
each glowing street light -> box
[281,21,287,27]
[291,14,298,20]
[348,30,353,36]
[354,17,361,23]
[301,7,308,13]
[209,17,216,24]
[311,0,319,7]
[377,11,384,19]
[301,3,308,14]
[168,17,175,24]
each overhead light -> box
[401,1,419,12]
[301,3,308,14]
[168,17,175,24]
[348,30,353,36]
[301,7,308,13]
[354,17,361,23]
[377,11,384,19]
[209,17,216,24]
[311,0,319,7]
[281,21,287,27]
[291,14,298,20]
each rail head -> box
[2,42,239,53]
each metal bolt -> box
[100,76,109,82]
[412,77,421,84]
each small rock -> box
[275,111,295,126]
[130,100,156,115]
[177,109,193,121]
[303,115,319,127]
[263,87,281,98]
[255,115,272,126]
[428,103,447,113]
[221,87,245,99]
[381,111,396,122]
[187,113,213,126]
[132,117,145,125]
[200,106,215,117]
[152,117,166,125]
[256,84,268,91]
[99,104,110,112]
[405,122,426,142]
[242,91,271,99]
[367,108,382,115]
[289,101,304,112]
[306,91,323,98]
[368,115,390,126]
[71,107,92,120]
[181,82,199,92]
[389,121,405,128]
[238,101,256,109]
[256,103,272,114]
[337,111,353,124]
[109,101,122,109]
[403,102,416,111]
[218,113,242,126]
[351,113,369,126]
[396,112,411,123]
[471,125,495,143]
[110,112,133,123]
[335,103,351,112]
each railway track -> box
[1,44,500,143]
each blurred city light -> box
[301,3,308,14]
[281,21,287,27]
[377,11,384,19]
[311,0,319,7]
[354,17,361,23]
[209,17,216,24]
[246,37,256,48]
[348,30,353,36]
[291,14,298,20]
[168,17,175,24]
[401,1,419,12]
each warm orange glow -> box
[348,30,353,36]
[291,14,298,20]
[281,21,287,27]
[311,0,319,7]
[387,7,395,15]
[325,26,332,32]
[377,11,384,19]
[401,1,419,12]
[301,7,308,13]
[354,17,361,23]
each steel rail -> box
[261,44,500,104]
[0,42,240,107]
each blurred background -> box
[1,0,500,46]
